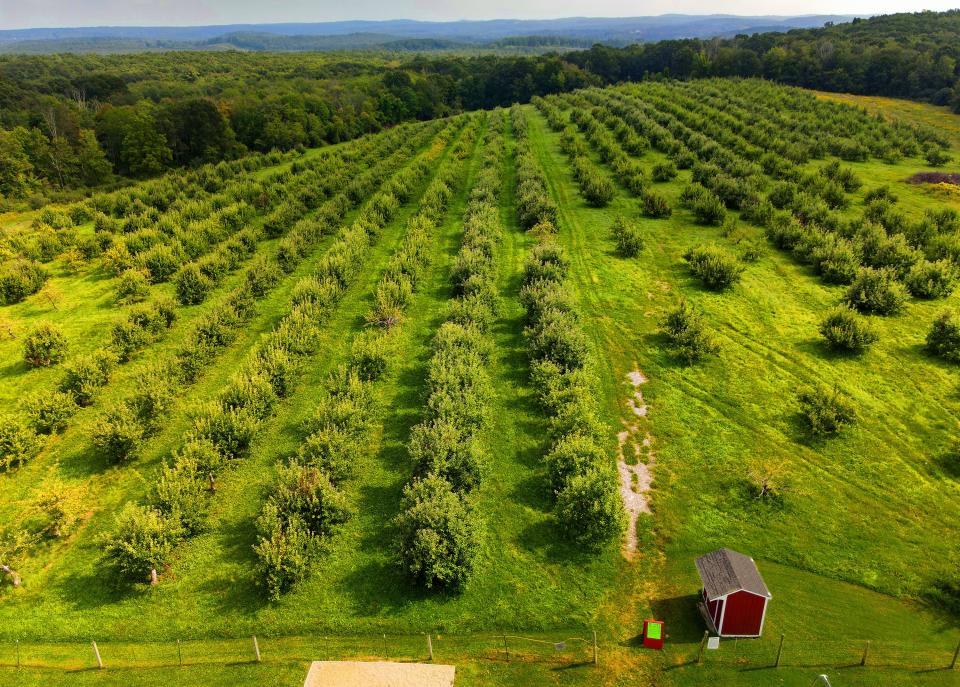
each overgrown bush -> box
[188,404,258,459]
[252,503,313,600]
[641,190,672,218]
[94,402,146,463]
[26,392,76,434]
[154,458,208,535]
[818,306,879,352]
[174,263,214,305]
[905,260,956,299]
[270,462,352,538]
[651,161,678,182]
[659,300,719,364]
[554,468,625,547]
[101,503,182,583]
[797,384,855,436]
[683,244,744,290]
[0,415,41,470]
[409,419,484,493]
[59,349,118,406]
[611,215,644,257]
[393,475,480,590]
[544,433,606,494]
[0,259,47,305]
[116,269,151,304]
[349,329,390,381]
[23,322,67,367]
[845,267,908,315]
[926,310,960,363]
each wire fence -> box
[0,629,957,674]
[0,630,598,672]
[664,632,960,671]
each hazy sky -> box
[0,0,956,29]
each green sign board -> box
[646,622,662,640]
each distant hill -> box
[0,15,859,53]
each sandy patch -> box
[618,368,656,557]
[303,661,455,687]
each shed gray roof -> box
[695,548,771,600]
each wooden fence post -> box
[92,641,103,670]
[382,633,388,658]
[177,639,182,667]
[697,631,708,665]
[502,632,509,662]
[774,634,785,668]
[252,635,261,663]
[950,636,960,670]
[427,634,434,661]
[592,629,598,665]
[860,640,870,667]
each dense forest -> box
[1,10,958,204]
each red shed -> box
[695,548,771,638]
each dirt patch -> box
[618,367,656,558]
[907,171,960,185]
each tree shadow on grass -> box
[649,594,704,644]
[514,518,598,565]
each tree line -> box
[2,10,959,203]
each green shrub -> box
[101,503,183,583]
[554,468,624,546]
[256,344,297,398]
[220,370,278,420]
[818,306,879,352]
[139,243,182,282]
[188,404,258,459]
[393,475,480,590]
[253,503,314,600]
[683,244,744,290]
[270,462,352,538]
[651,161,678,182]
[23,322,67,368]
[59,349,118,406]
[128,363,179,427]
[110,320,150,362]
[924,145,951,167]
[34,477,84,538]
[409,419,484,493]
[297,427,355,483]
[641,190,672,218]
[26,392,76,434]
[94,403,146,463]
[0,415,41,470]
[905,260,956,299]
[174,439,225,478]
[0,259,47,305]
[844,267,908,315]
[116,269,151,304]
[610,216,644,257]
[926,310,960,363]
[154,457,208,535]
[797,384,855,436]
[527,309,590,371]
[349,329,390,381]
[246,257,282,297]
[691,191,727,225]
[544,433,606,494]
[659,300,719,364]
[174,263,214,305]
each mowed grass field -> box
[2,85,960,687]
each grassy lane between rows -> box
[0,124,461,640]
[523,104,960,687]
